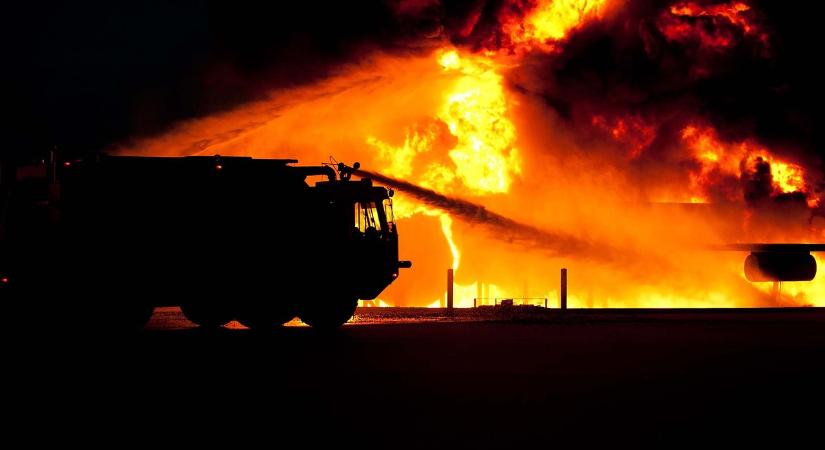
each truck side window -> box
[383,199,394,233]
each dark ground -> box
[14,307,825,448]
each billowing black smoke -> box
[11,0,824,174]
[429,1,824,163]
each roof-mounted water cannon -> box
[337,161,360,181]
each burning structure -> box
[112,0,825,309]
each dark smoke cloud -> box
[495,1,823,166]
[401,0,824,192]
[9,0,824,172]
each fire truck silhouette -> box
[0,153,411,329]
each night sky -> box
[6,1,825,163]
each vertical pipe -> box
[560,268,568,310]
[447,269,454,309]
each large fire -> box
[121,0,825,308]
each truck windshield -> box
[355,201,383,233]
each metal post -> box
[447,269,454,309]
[560,268,567,310]
[544,298,547,308]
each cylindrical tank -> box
[744,252,817,282]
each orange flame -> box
[436,49,521,193]
[658,1,768,50]
[367,49,520,195]
[670,1,754,32]
[681,124,811,203]
[500,0,615,53]
[367,47,521,302]
[440,214,460,271]
[770,160,806,195]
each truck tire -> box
[181,302,234,328]
[298,297,358,329]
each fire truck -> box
[0,153,410,330]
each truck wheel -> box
[298,298,358,329]
[181,302,234,328]
[236,302,297,331]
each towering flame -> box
[435,49,521,193]
[367,47,520,300]
[367,48,520,195]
